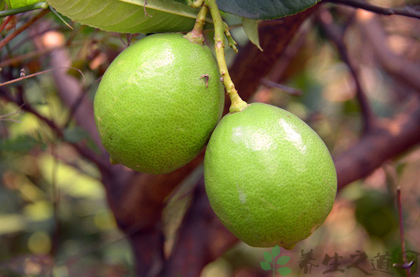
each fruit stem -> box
[204,0,248,113]
[187,0,204,8]
[184,4,208,46]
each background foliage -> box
[1,0,420,276]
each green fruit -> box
[204,103,337,249]
[94,33,224,174]
[46,0,198,34]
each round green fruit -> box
[204,103,337,249]
[94,33,224,174]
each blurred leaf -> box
[0,136,43,152]
[63,127,90,143]
[260,261,272,271]
[242,18,262,51]
[272,244,281,257]
[355,190,398,238]
[277,255,290,265]
[278,266,292,276]
[263,251,272,262]
[0,214,26,235]
[24,201,53,222]
[0,254,53,276]
[171,0,189,4]
[216,0,320,20]
[39,154,104,199]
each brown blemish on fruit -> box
[201,74,210,88]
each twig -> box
[326,0,420,20]
[63,89,89,128]
[48,6,73,30]
[49,144,60,275]
[0,45,65,67]
[143,0,152,18]
[260,79,302,96]
[356,10,420,93]
[0,15,14,33]
[184,4,208,45]
[393,187,411,276]
[335,95,420,190]
[0,8,49,49]
[317,8,374,133]
[0,87,110,171]
[0,104,23,122]
[0,67,85,87]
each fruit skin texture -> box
[94,33,224,175]
[204,103,337,249]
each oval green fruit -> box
[94,33,224,174]
[204,103,337,249]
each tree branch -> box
[317,8,375,133]
[0,86,111,172]
[335,95,420,190]
[160,178,237,277]
[326,0,420,20]
[0,9,49,49]
[355,10,420,93]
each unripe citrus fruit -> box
[204,103,337,249]
[94,33,224,174]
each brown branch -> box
[0,45,65,68]
[228,6,318,110]
[0,86,111,172]
[317,8,375,133]
[355,10,420,92]
[260,79,303,96]
[0,9,49,49]
[160,178,237,277]
[326,0,420,20]
[335,95,420,190]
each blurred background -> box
[1,0,420,276]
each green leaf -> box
[216,0,320,20]
[278,267,292,276]
[271,244,281,258]
[63,127,90,143]
[171,0,189,4]
[46,0,202,34]
[260,261,272,271]
[263,251,272,263]
[242,18,262,51]
[5,0,41,9]
[0,136,41,152]
[277,256,291,265]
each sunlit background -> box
[1,0,420,276]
